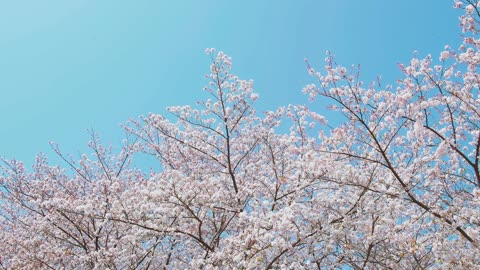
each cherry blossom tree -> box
[0,133,168,269]
[301,0,480,268]
[1,1,480,269]
[118,50,341,268]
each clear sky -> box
[0,1,462,165]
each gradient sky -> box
[0,1,462,166]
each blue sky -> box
[0,1,462,165]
